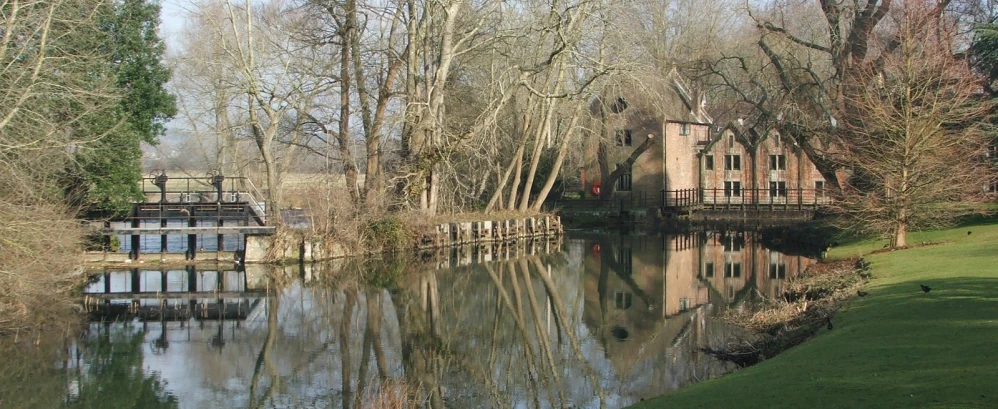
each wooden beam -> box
[83,291,268,300]
[102,226,276,235]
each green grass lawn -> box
[632,221,998,409]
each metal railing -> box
[140,175,268,224]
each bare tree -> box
[832,1,991,248]
[0,0,121,333]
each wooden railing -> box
[663,188,832,210]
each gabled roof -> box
[593,68,714,126]
[665,66,713,125]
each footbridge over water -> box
[89,173,275,261]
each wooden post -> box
[130,207,140,260]
[187,208,197,260]
[217,219,225,252]
[130,268,140,293]
[160,216,168,256]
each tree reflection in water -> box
[2,230,813,409]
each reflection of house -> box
[697,231,814,302]
[580,231,816,377]
[582,70,827,205]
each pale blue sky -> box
[159,0,187,51]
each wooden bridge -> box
[545,188,831,215]
[663,188,832,212]
[93,174,274,260]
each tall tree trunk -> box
[340,2,359,204]
[485,141,526,212]
[530,105,583,211]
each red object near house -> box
[591,182,601,196]
[592,243,601,256]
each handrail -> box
[661,188,832,209]
[139,175,268,224]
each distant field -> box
[139,172,362,191]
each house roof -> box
[593,68,714,126]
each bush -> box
[366,216,410,254]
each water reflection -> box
[2,231,813,409]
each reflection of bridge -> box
[83,268,267,322]
[88,174,274,260]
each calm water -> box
[0,231,814,409]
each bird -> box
[968,231,972,235]
[920,284,932,293]
[826,317,834,330]
[857,290,868,297]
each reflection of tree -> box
[393,270,446,409]
[248,296,279,409]
[67,328,178,409]
[597,236,653,309]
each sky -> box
[159,0,187,51]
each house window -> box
[769,263,787,279]
[679,297,691,312]
[769,154,787,171]
[617,247,633,275]
[723,234,743,252]
[616,164,632,191]
[704,262,715,277]
[724,181,741,197]
[774,133,781,146]
[989,179,998,193]
[680,123,691,136]
[724,155,741,171]
[615,291,633,309]
[705,155,714,170]
[815,180,825,197]
[987,143,998,159]
[770,181,787,197]
[728,134,735,148]
[724,262,742,278]
[615,129,632,147]
[610,97,629,114]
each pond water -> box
[0,230,815,409]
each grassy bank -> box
[633,220,998,409]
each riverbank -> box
[631,220,998,408]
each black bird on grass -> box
[857,290,868,297]
[826,317,834,330]
[968,231,972,235]
[920,284,932,293]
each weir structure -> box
[91,173,274,261]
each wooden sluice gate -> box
[88,173,274,261]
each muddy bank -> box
[703,257,871,367]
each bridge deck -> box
[103,226,276,235]
[84,291,268,300]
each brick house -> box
[699,122,827,205]
[583,70,827,206]
[583,68,713,199]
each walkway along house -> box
[582,69,827,210]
